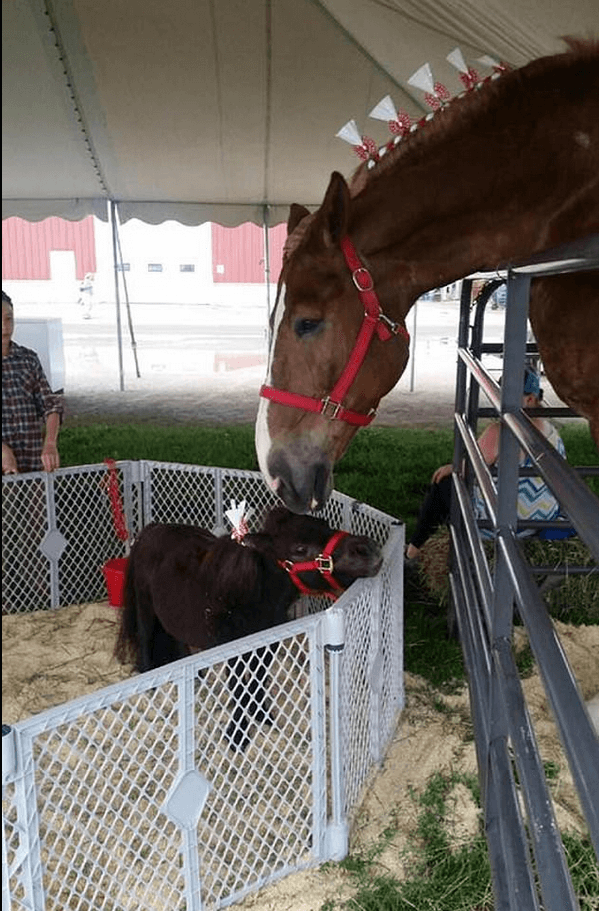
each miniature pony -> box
[115,506,382,748]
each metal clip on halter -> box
[379,312,403,335]
[320,396,343,420]
[315,554,335,572]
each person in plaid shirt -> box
[2,291,64,474]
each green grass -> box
[403,602,465,691]
[322,772,598,911]
[60,422,457,541]
[60,422,597,540]
[60,423,259,472]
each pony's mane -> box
[349,37,598,196]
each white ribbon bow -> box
[225,498,253,542]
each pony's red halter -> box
[278,530,349,600]
[260,236,410,426]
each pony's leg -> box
[149,618,189,668]
[136,593,156,673]
[225,645,277,751]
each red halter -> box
[260,236,410,426]
[278,530,350,600]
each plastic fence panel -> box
[3,617,330,911]
[319,495,346,535]
[2,475,51,615]
[340,528,404,818]
[2,464,401,615]
[2,465,137,615]
[52,465,133,608]
[339,583,381,814]
[378,557,404,747]
[348,502,403,547]
[3,463,404,911]
[192,629,328,905]
[142,463,219,530]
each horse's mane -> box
[349,37,598,197]
[194,533,278,612]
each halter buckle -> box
[352,267,374,292]
[320,396,342,420]
[316,554,334,573]
[379,312,400,333]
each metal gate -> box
[450,235,599,910]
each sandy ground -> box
[3,602,598,910]
[46,297,571,429]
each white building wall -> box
[3,217,278,312]
[3,219,215,307]
[93,218,214,305]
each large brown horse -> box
[256,39,599,513]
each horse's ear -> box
[319,171,350,248]
[288,204,311,234]
[260,506,291,535]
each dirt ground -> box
[3,601,597,910]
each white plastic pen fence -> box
[2,464,404,911]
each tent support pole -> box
[262,205,273,346]
[409,300,418,392]
[110,200,125,391]
[113,204,141,379]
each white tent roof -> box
[3,0,597,226]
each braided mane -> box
[349,37,598,197]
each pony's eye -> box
[292,543,308,557]
[294,318,323,338]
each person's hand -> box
[431,463,452,484]
[41,442,60,472]
[2,442,18,474]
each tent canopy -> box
[3,0,597,226]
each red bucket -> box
[102,557,129,608]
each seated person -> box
[405,367,566,560]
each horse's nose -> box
[348,538,383,571]
[267,448,332,514]
[350,539,380,559]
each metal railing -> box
[450,235,599,911]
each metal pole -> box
[262,205,272,347]
[113,206,141,378]
[110,200,125,392]
[409,299,418,391]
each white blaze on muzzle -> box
[255,282,286,492]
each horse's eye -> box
[294,318,323,338]
[292,543,308,557]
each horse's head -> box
[252,506,383,596]
[256,172,410,513]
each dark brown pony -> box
[115,506,382,749]
[256,39,599,513]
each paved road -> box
[16,298,566,428]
